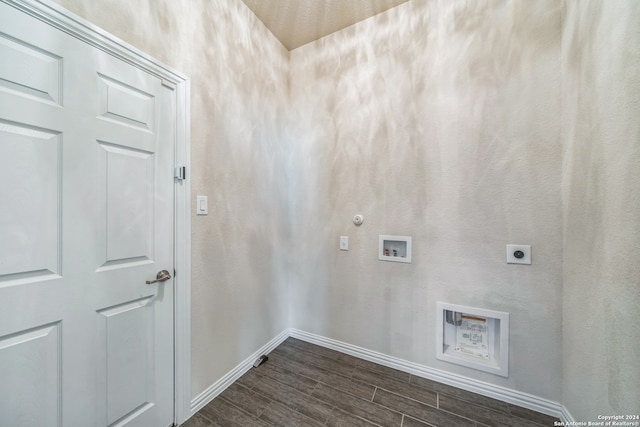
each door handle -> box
[146,270,172,285]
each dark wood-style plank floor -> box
[182,338,559,427]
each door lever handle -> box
[146,270,172,285]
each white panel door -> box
[0,3,175,427]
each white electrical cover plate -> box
[506,244,531,264]
[196,195,208,215]
[340,236,348,251]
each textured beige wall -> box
[51,0,292,398]
[289,0,563,400]
[562,0,640,420]
[47,0,640,416]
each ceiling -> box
[240,0,410,50]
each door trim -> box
[2,0,192,424]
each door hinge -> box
[174,166,186,181]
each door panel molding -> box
[98,296,155,426]
[97,72,155,131]
[0,31,62,105]
[2,1,192,424]
[0,321,62,427]
[0,119,62,284]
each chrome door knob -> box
[146,270,172,285]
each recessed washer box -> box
[436,302,509,377]
[378,235,411,263]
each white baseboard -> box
[289,328,569,423]
[189,328,573,424]
[560,405,576,424]
[189,328,289,415]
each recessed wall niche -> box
[378,235,412,263]
[436,302,509,377]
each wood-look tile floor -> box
[182,338,559,427]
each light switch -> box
[196,195,208,215]
[340,236,349,251]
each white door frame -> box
[3,0,192,424]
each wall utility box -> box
[436,302,509,377]
[378,235,412,263]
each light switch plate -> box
[506,244,531,265]
[340,236,348,251]
[196,195,208,215]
